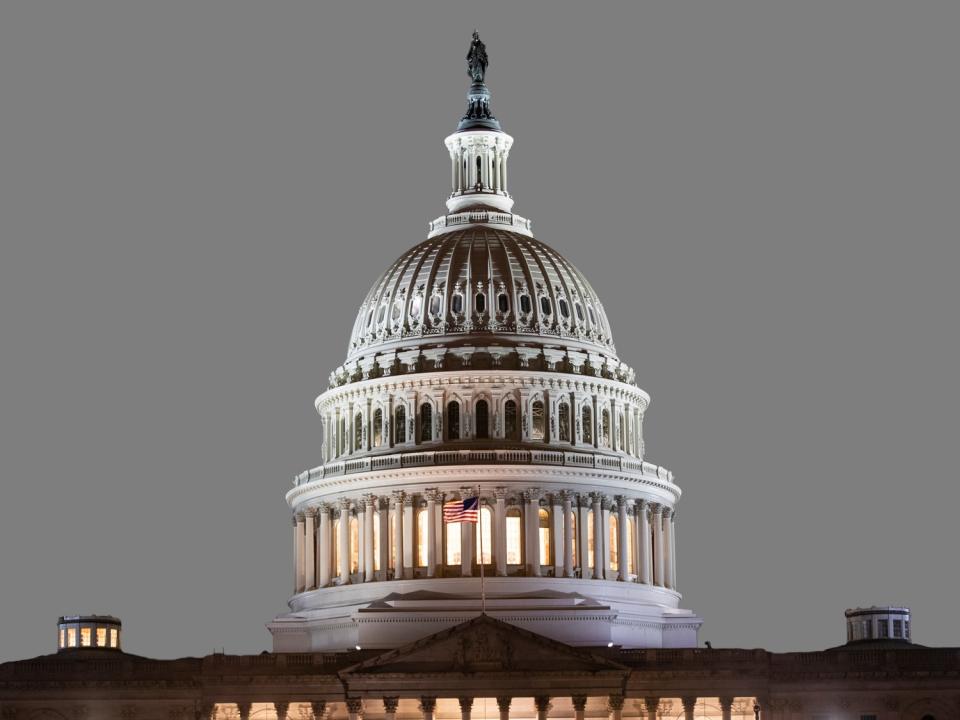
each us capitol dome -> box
[269,32,702,653]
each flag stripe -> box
[443,497,479,523]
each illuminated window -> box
[582,405,593,445]
[416,508,429,566]
[373,409,383,447]
[506,508,522,565]
[538,508,551,566]
[59,628,66,649]
[475,506,492,564]
[395,405,406,444]
[373,510,381,571]
[446,521,462,565]
[475,399,489,439]
[531,400,545,440]
[67,627,77,648]
[419,403,432,443]
[350,516,359,573]
[609,513,619,572]
[601,409,611,448]
[80,627,92,647]
[109,628,118,647]
[333,519,341,576]
[505,400,518,441]
[96,627,107,647]
[558,402,571,442]
[447,401,460,440]
[587,510,595,570]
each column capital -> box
[523,486,543,501]
[662,506,673,519]
[681,697,698,713]
[425,488,443,502]
[391,490,405,505]
[496,697,512,713]
[292,514,300,527]
[589,491,604,505]
[643,698,660,715]
[718,697,734,711]
[404,494,415,508]
[304,506,317,519]
[315,501,330,514]
[339,497,353,510]
[310,701,327,720]
[345,699,363,715]
[607,695,624,712]
[382,698,399,715]
[558,489,574,503]
[614,494,627,506]
[274,702,290,720]
[419,698,437,714]
[363,493,377,507]
[493,486,509,500]
[533,697,552,713]
[571,696,588,712]
[236,704,252,720]
[601,495,614,511]
[649,502,663,515]
[458,697,474,713]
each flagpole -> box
[478,484,486,614]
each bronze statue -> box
[467,30,488,83]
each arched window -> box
[558,297,570,319]
[519,294,532,314]
[451,293,464,315]
[447,401,460,441]
[582,405,593,445]
[506,508,522,565]
[377,303,387,325]
[350,516,359,574]
[538,508,551,567]
[395,405,406,444]
[540,296,552,316]
[618,412,626,451]
[446,521,461,566]
[558,402,571,443]
[475,506,492,564]
[419,403,432,443]
[586,510,595,571]
[354,412,363,451]
[475,399,489,439]
[504,400,518,441]
[531,400,545,440]
[601,409,611,448]
[373,509,381,572]
[475,292,486,314]
[416,508,429,567]
[373,408,383,447]
[497,293,509,313]
[609,513,619,573]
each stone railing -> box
[294,448,673,487]
[428,209,533,237]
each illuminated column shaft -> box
[616,497,629,581]
[662,507,674,589]
[653,504,665,587]
[426,490,438,577]
[318,504,332,587]
[602,498,612,580]
[363,495,375,583]
[562,492,574,578]
[304,509,316,591]
[494,488,507,576]
[591,493,603,579]
[392,492,404,580]
[670,511,678,590]
[551,495,563,576]
[403,497,414,579]
[338,500,350,585]
[293,514,304,593]
[640,501,652,584]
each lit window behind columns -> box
[505,508,522,565]
[475,506,492,564]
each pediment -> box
[341,614,626,677]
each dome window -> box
[377,304,387,325]
[366,309,375,328]
[447,401,460,440]
[558,298,570,319]
[475,292,487,314]
[504,400,519,441]
[582,405,593,445]
[410,295,422,318]
[451,293,464,315]
[558,402,571,443]
[519,294,532,315]
[497,293,509,314]
[588,305,597,325]
[539,296,552,316]
[429,294,443,317]
[601,409,611,448]
[419,403,433,443]
[354,412,363,451]
[391,301,402,322]
[531,400,545,440]
[575,302,584,322]
[394,405,406,444]
[475,399,489,439]
[373,409,383,447]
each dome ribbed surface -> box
[345,227,617,366]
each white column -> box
[652,503,665,587]
[671,510,678,590]
[639,501,652,584]
[391,491,404,580]
[664,507,676,589]
[293,514,304,594]
[356,501,365,577]
[525,488,542,576]
[616,496,629,581]
[318,503,332,587]
[551,494,563,576]
[363,494,375,582]
[426,489,439,577]
[494,487,507,577]
[403,495,414,579]
[562,491,574,578]
[591,493,604,579]
[338,500,351,585]
[378,497,390,580]
[304,508,316,591]
[577,496,590,577]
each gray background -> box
[0,1,957,661]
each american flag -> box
[443,496,479,523]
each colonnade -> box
[211,695,760,720]
[292,489,677,595]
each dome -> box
[343,226,619,371]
